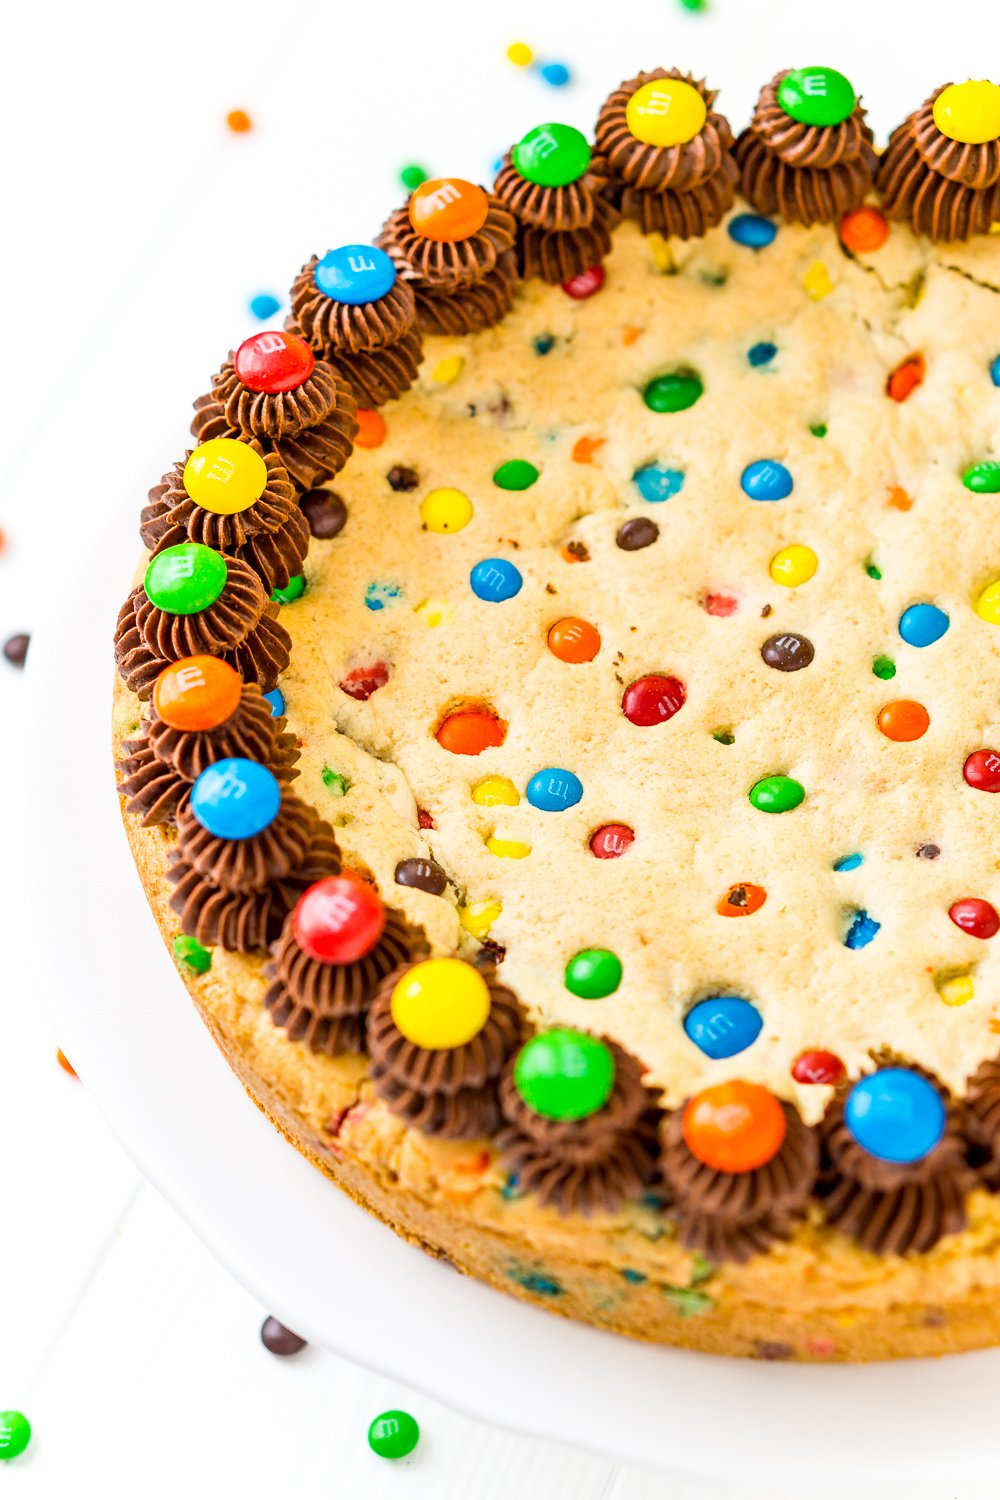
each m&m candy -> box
[472,776,519,807]
[964,749,1000,792]
[632,463,685,502]
[844,1068,945,1163]
[770,545,817,587]
[539,61,571,88]
[547,617,600,663]
[368,1409,420,1460]
[727,213,777,248]
[990,354,1000,386]
[844,909,880,949]
[313,244,396,304]
[273,575,306,604]
[293,875,385,964]
[470,557,523,602]
[144,543,228,615]
[716,882,766,916]
[512,122,591,186]
[183,439,267,515]
[741,460,793,501]
[643,371,703,412]
[747,341,777,367]
[877,700,930,741]
[564,948,622,999]
[616,517,660,550]
[589,823,634,858]
[234,329,314,393]
[420,487,473,533]
[436,708,506,755]
[839,205,889,253]
[792,1050,845,1086]
[962,461,1000,493]
[0,1410,31,1462]
[898,602,949,647]
[776,66,856,128]
[486,836,531,859]
[684,996,762,1060]
[263,688,285,717]
[626,78,707,147]
[932,80,1000,145]
[976,579,1000,624]
[355,409,387,448]
[526,767,583,811]
[190,758,281,840]
[749,774,804,813]
[562,265,605,298]
[949,898,1000,939]
[493,458,539,491]
[513,1029,615,1120]
[409,178,489,241]
[622,674,685,725]
[682,1081,786,1172]
[391,958,491,1049]
[153,655,242,731]
[761,633,814,671]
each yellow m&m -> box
[485,836,531,859]
[459,899,502,937]
[976,579,1000,624]
[770,545,818,587]
[390,958,491,1049]
[184,439,267,515]
[626,79,706,148]
[420,487,473,533]
[933,81,1000,145]
[472,777,520,808]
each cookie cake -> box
[113,66,1000,1361]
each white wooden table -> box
[0,1,992,1493]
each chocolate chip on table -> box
[260,1316,307,1356]
[386,465,419,492]
[616,517,659,551]
[394,856,448,896]
[3,633,29,668]
[761,632,814,671]
[300,489,346,539]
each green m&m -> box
[512,123,591,187]
[963,460,1000,494]
[271,574,306,603]
[749,774,805,814]
[565,948,622,999]
[643,370,703,413]
[513,1028,615,1120]
[493,458,539,491]
[144,543,228,615]
[368,1409,419,1459]
[0,1410,31,1461]
[776,67,857,128]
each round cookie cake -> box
[113,68,1000,1361]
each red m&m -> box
[589,823,634,859]
[792,1050,846,1086]
[408,179,488,242]
[562,265,605,299]
[964,749,1000,792]
[153,655,242,731]
[622,674,685,726]
[293,876,385,964]
[949,898,1000,940]
[234,330,315,394]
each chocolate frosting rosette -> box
[367,959,524,1139]
[660,1081,818,1262]
[114,543,292,699]
[878,80,1000,240]
[377,177,518,336]
[287,244,423,408]
[191,330,359,491]
[166,759,341,953]
[493,122,619,285]
[116,655,298,827]
[816,1065,976,1256]
[594,69,738,237]
[965,1052,1000,1189]
[265,876,419,1057]
[496,1030,661,1215]
[734,65,877,225]
[141,437,308,595]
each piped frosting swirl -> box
[878,84,1000,240]
[289,258,417,355]
[377,197,516,287]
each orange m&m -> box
[153,655,243,731]
[682,1081,786,1173]
[838,205,889,253]
[436,707,507,756]
[408,178,489,242]
[716,882,767,917]
[547,617,601,664]
[355,408,387,449]
[877,699,930,742]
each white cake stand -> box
[23,508,1000,1489]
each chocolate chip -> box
[565,540,589,562]
[916,843,941,860]
[616,517,659,551]
[754,1340,794,1361]
[300,488,346,539]
[475,939,506,967]
[394,856,448,896]
[386,465,419,492]
[761,603,773,618]
[3,633,29,668]
[260,1316,307,1356]
[761,632,814,671]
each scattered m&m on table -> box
[293,875,385,964]
[190,758,281,840]
[368,1409,420,1460]
[0,1410,31,1461]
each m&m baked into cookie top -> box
[113,66,1000,1362]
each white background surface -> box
[1,0,996,1494]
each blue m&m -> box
[526,767,583,811]
[632,463,685,502]
[844,1068,946,1163]
[898,602,949,647]
[741,460,793,501]
[728,213,777,248]
[190,758,281,840]
[263,688,285,717]
[991,354,1000,387]
[314,245,396,304]
[684,996,762,1059]
[470,557,523,602]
